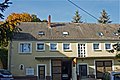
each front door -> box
[38,65,45,80]
[79,64,87,79]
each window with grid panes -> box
[19,43,32,53]
[78,44,86,57]
[63,43,71,51]
[93,43,101,50]
[36,43,45,51]
[50,43,57,51]
[26,68,34,75]
[105,43,111,50]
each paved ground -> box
[81,78,97,80]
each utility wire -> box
[68,0,99,21]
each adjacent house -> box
[8,17,120,80]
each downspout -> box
[8,40,12,71]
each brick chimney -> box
[48,15,51,28]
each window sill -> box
[94,49,102,51]
[36,50,45,52]
[19,53,32,55]
[106,49,112,51]
[50,50,59,52]
[64,50,72,52]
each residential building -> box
[8,19,120,80]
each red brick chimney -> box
[48,15,51,27]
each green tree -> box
[41,19,47,22]
[0,0,20,69]
[31,14,41,22]
[0,0,11,69]
[108,29,120,58]
[0,48,8,69]
[98,9,112,24]
[0,0,12,19]
[72,10,83,23]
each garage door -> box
[52,60,62,80]
[95,60,112,79]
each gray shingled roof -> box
[13,22,120,41]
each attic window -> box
[117,28,120,33]
[98,32,103,37]
[113,32,119,36]
[38,31,45,35]
[63,32,69,35]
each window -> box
[50,43,57,51]
[36,43,45,51]
[19,43,32,53]
[26,68,34,75]
[93,43,101,50]
[63,32,69,35]
[78,44,86,57]
[63,43,71,51]
[105,43,111,50]
[98,32,104,37]
[38,31,45,35]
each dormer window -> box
[98,32,103,37]
[63,31,69,35]
[113,32,119,36]
[38,31,45,35]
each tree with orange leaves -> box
[6,13,32,22]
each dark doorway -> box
[79,64,87,79]
[62,61,72,80]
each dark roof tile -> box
[13,22,120,41]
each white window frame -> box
[63,43,71,51]
[26,67,34,76]
[93,43,101,50]
[18,42,32,53]
[50,43,58,51]
[104,43,112,50]
[36,42,45,51]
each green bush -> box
[0,48,8,69]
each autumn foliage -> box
[6,13,32,22]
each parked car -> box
[0,69,14,80]
[111,71,120,80]
[104,71,120,80]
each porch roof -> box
[35,56,74,60]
